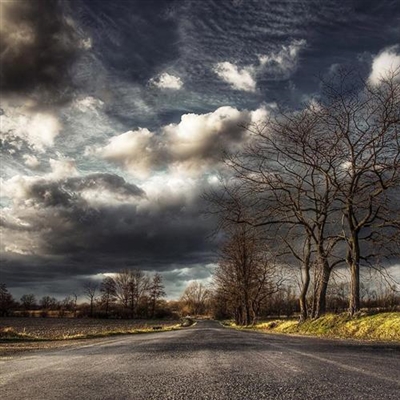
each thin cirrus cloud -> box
[213,39,306,92]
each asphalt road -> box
[1,320,399,400]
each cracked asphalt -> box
[1,320,399,399]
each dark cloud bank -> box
[1,0,399,299]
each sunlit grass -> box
[225,312,400,342]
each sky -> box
[1,0,400,300]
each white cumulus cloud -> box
[90,128,164,178]
[214,39,306,91]
[1,105,61,152]
[213,62,256,92]
[91,106,269,178]
[369,46,400,86]
[150,72,183,90]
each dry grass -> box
[225,312,400,342]
[0,318,181,341]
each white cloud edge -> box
[213,39,306,92]
[149,72,183,90]
[368,45,400,86]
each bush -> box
[180,317,195,327]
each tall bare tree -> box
[216,69,400,317]
[316,69,400,315]
[225,105,343,318]
[214,223,282,325]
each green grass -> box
[224,312,400,342]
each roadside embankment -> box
[224,312,400,342]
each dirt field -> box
[0,318,179,339]
[0,318,180,357]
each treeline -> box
[1,276,399,321]
[0,269,169,319]
[205,70,400,324]
[177,279,399,322]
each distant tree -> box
[114,269,150,318]
[72,293,78,317]
[56,296,77,317]
[181,281,210,316]
[114,269,131,311]
[149,273,166,318]
[0,283,14,317]
[100,276,117,316]
[20,293,37,313]
[60,296,75,311]
[39,296,57,317]
[83,281,98,317]
[214,224,282,325]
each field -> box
[0,317,181,340]
[0,317,183,357]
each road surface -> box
[1,320,399,399]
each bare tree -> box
[181,281,210,316]
[214,223,282,325]
[219,69,400,318]
[83,281,98,317]
[315,69,400,315]
[20,293,37,312]
[100,276,117,317]
[224,103,344,318]
[0,283,14,317]
[149,273,166,318]
[114,269,150,318]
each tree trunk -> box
[348,235,361,316]
[299,270,310,322]
[90,299,93,317]
[312,261,331,318]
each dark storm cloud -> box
[20,173,145,208]
[0,0,83,101]
[1,171,217,296]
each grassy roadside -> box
[0,317,196,342]
[0,324,183,342]
[0,318,196,357]
[223,312,400,342]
